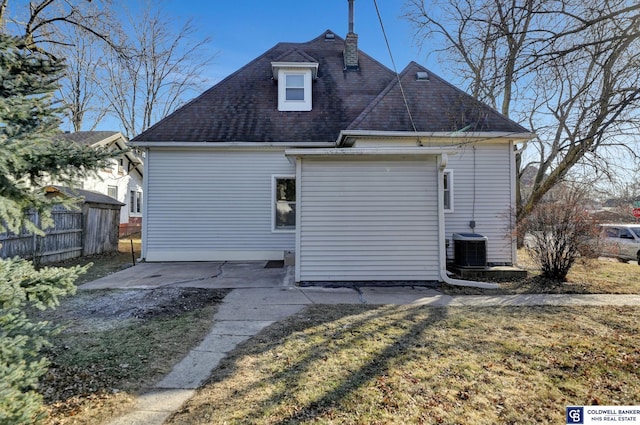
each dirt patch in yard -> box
[42,287,228,333]
[32,287,229,425]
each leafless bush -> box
[517,190,600,281]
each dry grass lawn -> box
[42,243,639,424]
[168,305,640,425]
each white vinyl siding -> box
[144,148,295,261]
[444,143,514,264]
[298,158,440,281]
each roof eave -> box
[91,132,126,148]
[336,130,536,146]
[129,141,337,148]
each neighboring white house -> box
[55,131,144,236]
[131,21,534,283]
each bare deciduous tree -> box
[2,1,214,136]
[96,2,214,138]
[0,0,122,132]
[517,187,600,281]
[0,0,117,56]
[51,21,109,131]
[407,0,640,221]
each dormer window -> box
[272,61,318,112]
[285,74,305,101]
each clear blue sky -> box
[163,0,437,84]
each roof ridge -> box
[272,47,318,63]
[348,63,415,130]
[349,61,530,134]
[411,63,530,133]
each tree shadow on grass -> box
[168,304,450,424]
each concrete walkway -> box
[87,262,640,425]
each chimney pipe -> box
[344,0,359,70]
[348,0,355,33]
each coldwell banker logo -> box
[567,407,584,424]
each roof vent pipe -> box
[348,0,355,33]
[344,0,359,71]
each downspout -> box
[140,147,150,261]
[437,154,498,289]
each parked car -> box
[598,224,640,264]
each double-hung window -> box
[443,170,454,212]
[273,176,296,231]
[285,74,305,101]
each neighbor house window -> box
[107,185,118,199]
[274,176,296,231]
[443,170,453,212]
[130,190,142,214]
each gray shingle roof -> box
[46,186,124,206]
[133,30,529,144]
[349,62,529,133]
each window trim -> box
[272,175,296,233]
[443,169,454,212]
[277,69,312,111]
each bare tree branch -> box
[406,0,640,222]
[96,2,215,138]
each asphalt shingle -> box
[133,30,529,144]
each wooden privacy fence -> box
[0,187,123,264]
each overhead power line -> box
[373,0,419,135]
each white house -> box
[55,131,144,236]
[132,16,534,284]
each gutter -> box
[336,130,537,147]
[285,146,459,157]
[129,141,336,148]
[437,155,499,290]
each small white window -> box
[285,74,305,101]
[279,70,312,111]
[273,176,296,231]
[272,61,317,111]
[443,170,454,212]
[275,68,314,111]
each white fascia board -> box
[336,130,537,146]
[91,132,126,148]
[271,61,319,79]
[285,147,459,158]
[129,141,335,148]
[93,133,142,165]
[101,134,144,176]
